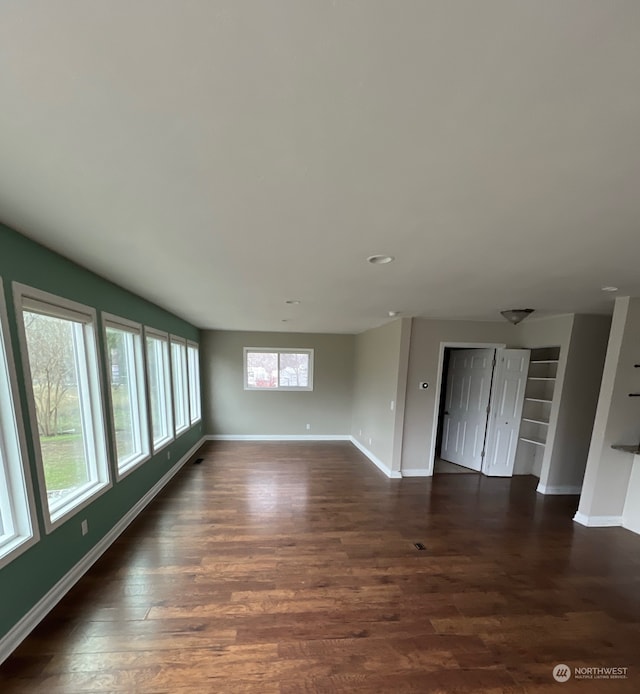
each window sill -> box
[46,479,112,533]
[0,532,39,570]
[116,452,152,481]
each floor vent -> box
[194,458,204,465]
[413,542,427,551]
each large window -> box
[244,348,314,391]
[15,284,110,531]
[170,336,189,435]
[103,314,150,477]
[187,341,201,424]
[145,329,173,451]
[0,282,38,568]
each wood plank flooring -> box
[2,441,640,692]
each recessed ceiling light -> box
[285,299,301,304]
[602,286,618,292]
[367,254,395,265]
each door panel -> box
[441,348,495,471]
[483,349,530,476]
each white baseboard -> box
[349,437,401,479]
[0,437,206,666]
[537,483,582,495]
[573,512,622,527]
[401,469,431,477]
[206,434,350,441]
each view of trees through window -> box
[146,334,172,447]
[106,326,144,468]
[246,350,310,389]
[22,312,91,506]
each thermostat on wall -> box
[419,381,429,390]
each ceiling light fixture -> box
[500,308,534,325]
[388,310,400,317]
[285,299,301,304]
[601,286,618,292]
[367,254,395,265]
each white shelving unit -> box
[514,346,561,477]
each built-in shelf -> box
[515,346,561,477]
[611,444,640,454]
[520,436,546,447]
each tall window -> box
[244,348,313,391]
[145,329,173,450]
[187,341,201,424]
[103,314,150,476]
[0,282,38,568]
[15,284,110,531]
[170,336,189,435]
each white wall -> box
[577,297,640,527]
[400,318,514,474]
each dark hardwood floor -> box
[2,441,640,692]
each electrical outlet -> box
[306,423,311,430]
[390,400,395,411]
[81,520,88,536]
[167,451,171,460]
[359,429,362,437]
[368,437,372,446]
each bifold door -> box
[441,348,495,471]
[483,349,530,476]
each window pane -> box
[146,335,171,446]
[247,352,278,388]
[279,353,309,388]
[23,312,91,509]
[171,341,188,432]
[107,327,145,469]
[188,345,200,423]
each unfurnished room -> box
[1,2,640,692]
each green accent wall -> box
[0,222,202,640]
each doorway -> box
[430,343,530,476]
[435,348,495,474]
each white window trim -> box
[0,281,39,569]
[170,335,190,436]
[101,312,151,481]
[13,282,112,534]
[144,327,174,452]
[243,347,314,391]
[187,340,201,425]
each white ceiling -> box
[1,1,639,334]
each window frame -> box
[187,341,201,425]
[144,327,174,452]
[170,335,189,436]
[0,281,39,569]
[102,313,151,480]
[243,347,314,391]
[13,282,111,534]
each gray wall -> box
[400,318,515,474]
[514,314,611,493]
[351,319,410,470]
[543,314,611,490]
[202,330,354,436]
[578,297,640,522]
